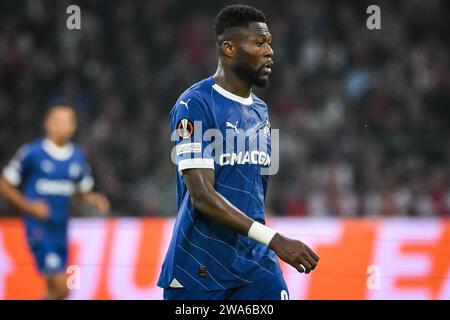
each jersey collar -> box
[42,138,74,161]
[212,83,253,105]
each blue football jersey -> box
[158,76,282,291]
[2,138,94,243]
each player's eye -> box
[257,37,272,47]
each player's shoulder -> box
[170,77,214,116]
[186,76,215,96]
[251,93,268,110]
[21,138,45,157]
[9,138,44,164]
[71,144,88,161]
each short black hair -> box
[214,4,266,38]
[43,102,75,122]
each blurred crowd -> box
[0,0,449,217]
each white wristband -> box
[248,221,277,246]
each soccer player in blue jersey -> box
[0,105,110,299]
[158,5,319,300]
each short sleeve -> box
[2,146,31,186]
[77,153,94,193]
[170,91,215,174]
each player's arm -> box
[76,191,110,215]
[183,168,320,274]
[0,177,49,220]
[73,156,110,215]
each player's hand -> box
[269,233,319,274]
[91,193,110,215]
[26,200,50,220]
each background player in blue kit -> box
[158,5,319,300]
[0,105,110,299]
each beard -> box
[231,48,269,88]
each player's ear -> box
[220,40,235,59]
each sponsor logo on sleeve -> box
[176,143,201,155]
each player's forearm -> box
[191,190,254,236]
[184,168,275,243]
[0,178,33,213]
[76,191,110,214]
[77,191,96,204]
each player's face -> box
[44,107,77,144]
[232,22,274,88]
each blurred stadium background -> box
[0,0,449,299]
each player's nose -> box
[265,43,274,58]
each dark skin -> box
[184,22,319,274]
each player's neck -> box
[213,65,252,98]
[46,136,69,148]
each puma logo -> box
[226,121,239,133]
[179,99,191,109]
